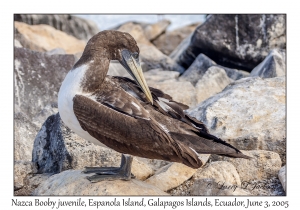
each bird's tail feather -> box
[169,132,251,159]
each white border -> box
[3,0,298,209]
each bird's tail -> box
[169,131,251,160]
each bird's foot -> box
[83,154,134,183]
[83,166,119,174]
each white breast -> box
[58,64,107,147]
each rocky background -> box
[14,14,286,196]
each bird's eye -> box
[132,52,139,59]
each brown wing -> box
[73,93,203,168]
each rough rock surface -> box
[14,47,75,122]
[14,161,36,191]
[153,22,201,55]
[145,163,197,192]
[211,150,282,182]
[14,14,99,41]
[46,48,66,55]
[15,173,52,196]
[148,79,197,108]
[144,19,171,41]
[195,66,233,103]
[132,158,154,180]
[194,161,241,186]
[32,103,58,127]
[14,112,39,161]
[250,49,286,78]
[187,76,286,163]
[117,22,184,73]
[180,54,248,86]
[14,21,86,54]
[135,157,170,173]
[144,68,180,82]
[180,54,216,85]
[33,170,168,195]
[144,69,197,107]
[174,14,286,71]
[278,165,286,191]
[144,68,197,107]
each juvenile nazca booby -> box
[58,30,249,182]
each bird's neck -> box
[74,53,110,93]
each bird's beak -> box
[120,50,153,104]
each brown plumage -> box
[58,30,249,181]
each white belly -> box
[58,64,107,147]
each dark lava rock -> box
[32,113,71,174]
[14,47,75,122]
[14,14,99,41]
[180,54,249,86]
[32,113,121,174]
[250,49,286,78]
[174,14,286,71]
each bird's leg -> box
[84,154,134,183]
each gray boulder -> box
[145,163,198,192]
[14,14,99,41]
[195,66,233,103]
[193,161,241,186]
[174,15,286,71]
[250,49,286,78]
[14,47,75,123]
[180,54,216,85]
[14,112,39,161]
[187,76,286,163]
[180,54,249,86]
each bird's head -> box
[82,30,153,104]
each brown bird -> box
[58,30,249,183]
